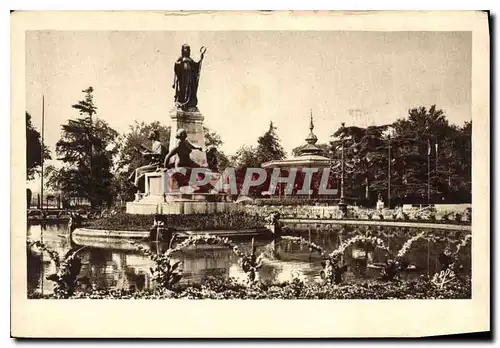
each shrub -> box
[145,234,264,284]
[84,213,154,231]
[28,241,87,299]
[135,242,183,291]
[443,212,454,221]
[84,212,267,232]
[465,208,472,223]
[30,275,472,300]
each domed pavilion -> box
[261,112,338,199]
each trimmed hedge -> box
[83,212,267,232]
[84,213,154,231]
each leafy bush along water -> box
[84,212,267,231]
[136,234,264,285]
[28,241,88,299]
[136,242,183,291]
[282,235,391,284]
[31,275,471,300]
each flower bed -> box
[29,275,471,300]
[83,212,267,232]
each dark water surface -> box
[27,223,471,295]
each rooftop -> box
[262,111,331,169]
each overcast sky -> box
[26,30,471,187]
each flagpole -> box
[40,95,45,213]
[435,141,439,199]
[40,95,45,295]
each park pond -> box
[27,222,471,296]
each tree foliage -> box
[328,105,471,205]
[113,121,171,201]
[227,122,286,197]
[229,145,260,169]
[390,105,471,203]
[256,121,286,164]
[330,124,390,202]
[26,112,51,180]
[231,122,286,169]
[204,126,230,172]
[46,87,118,207]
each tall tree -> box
[227,123,286,198]
[431,120,471,203]
[391,105,455,203]
[256,121,286,164]
[26,112,51,180]
[46,87,118,207]
[326,105,471,205]
[330,124,390,204]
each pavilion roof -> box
[261,111,331,169]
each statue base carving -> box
[168,106,208,168]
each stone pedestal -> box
[126,171,236,215]
[168,107,208,168]
[126,199,239,215]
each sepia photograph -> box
[11,11,490,338]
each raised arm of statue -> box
[186,140,202,152]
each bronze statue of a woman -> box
[173,44,206,109]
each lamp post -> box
[40,95,45,212]
[337,123,347,217]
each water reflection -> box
[27,223,471,295]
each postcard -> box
[11,10,490,338]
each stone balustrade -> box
[242,203,472,223]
